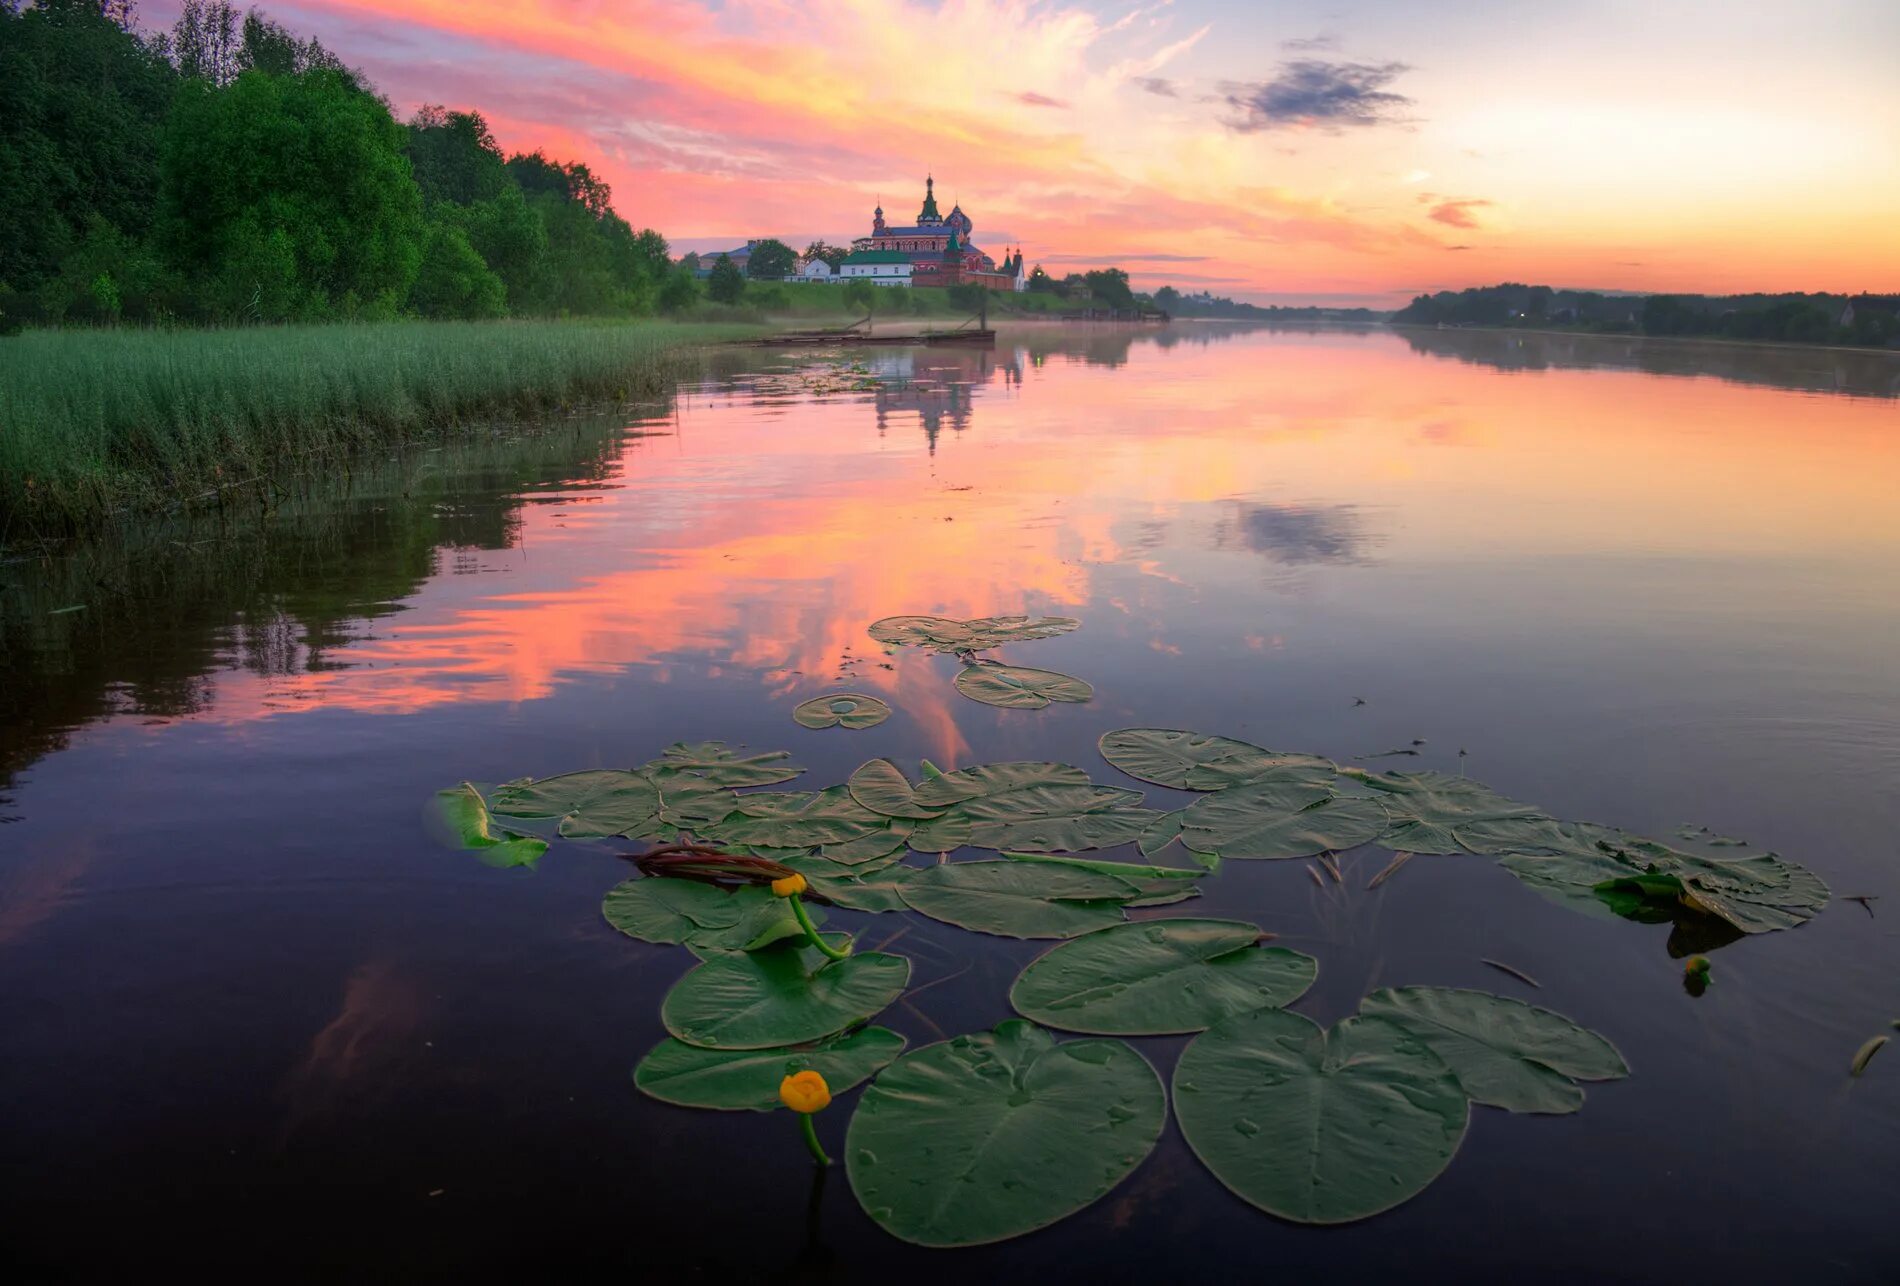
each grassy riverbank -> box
[0,319,757,538]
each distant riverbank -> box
[0,319,758,541]
[1387,321,1900,358]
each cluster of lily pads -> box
[867,613,1094,711]
[433,725,1827,1245]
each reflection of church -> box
[868,346,1024,451]
[851,176,1027,291]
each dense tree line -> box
[1393,283,1898,348]
[0,0,699,329]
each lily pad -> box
[1011,919,1317,1034]
[845,1020,1163,1247]
[635,1026,906,1111]
[955,663,1093,710]
[709,785,888,850]
[1173,1008,1468,1225]
[1099,728,1336,792]
[602,877,812,952]
[432,783,549,868]
[898,861,1135,938]
[912,761,1091,808]
[1355,770,1548,855]
[847,759,946,820]
[793,693,891,730]
[1359,987,1629,1114]
[1180,786,1385,859]
[487,769,664,838]
[647,742,804,789]
[868,614,1080,653]
[957,783,1157,852]
[662,941,911,1050]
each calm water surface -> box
[3,325,1897,1281]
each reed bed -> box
[0,318,755,537]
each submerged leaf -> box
[1181,785,1384,859]
[1173,1008,1468,1225]
[432,783,548,868]
[1359,986,1628,1114]
[868,614,1080,654]
[1011,919,1317,1034]
[661,941,911,1049]
[793,693,891,730]
[845,1020,1163,1246]
[1099,728,1336,791]
[899,860,1135,938]
[955,663,1093,710]
[647,742,804,789]
[635,1026,906,1110]
[1355,770,1548,855]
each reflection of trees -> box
[1212,501,1373,565]
[1399,327,1900,400]
[0,407,660,799]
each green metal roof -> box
[843,250,913,265]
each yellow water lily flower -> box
[771,873,809,898]
[780,1069,832,1114]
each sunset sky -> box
[146,0,1900,305]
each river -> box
[2,323,1896,1280]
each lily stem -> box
[798,1112,832,1166]
[791,895,851,961]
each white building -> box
[796,259,836,283]
[839,250,915,287]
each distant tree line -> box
[0,0,701,329]
[1393,283,1899,348]
[1149,286,1383,322]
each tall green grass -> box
[0,318,756,536]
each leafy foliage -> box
[661,940,911,1049]
[635,1026,906,1111]
[846,1021,1164,1247]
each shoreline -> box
[1385,321,1900,359]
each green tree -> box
[745,238,796,280]
[657,265,699,313]
[408,219,505,318]
[0,0,179,292]
[1152,285,1181,313]
[803,240,848,270]
[1026,266,1055,292]
[452,185,545,309]
[157,67,425,318]
[1083,267,1134,310]
[405,105,509,207]
[707,253,745,304]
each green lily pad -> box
[957,783,1158,852]
[845,1020,1163,1247]
[898,861,1135,938]
[793,693,891,730]
[868,614,1080,653]
[955,663,1093,710]
[601,877,813,952]
[1180,786,1385,859]
[647,742,804,789]
[1098,728,1336,791]
[912,761,1092,807]
[1495,825,1828,933]
[432,783,549,868]
[821,823,913,865]
[487,769,664,838]
[708,785,888,850]
[1011,919,1317,1034]
[846,759,946,820]
[1358,987,1628,1114]
[1355,770,1548,855]
[634,1026,906,1111]
[662,941,911,1050]
[1173,1008,1469,1225]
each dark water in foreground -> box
[2,324,1897,1281]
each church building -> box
[843,176,1027,292]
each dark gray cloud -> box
[1281,33,1340,52]
[1218,502,1371,565]
[1134,77,1178,97]
[1222,60,1413,132]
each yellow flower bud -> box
[780,1069,831,1114]
[771,873,808,898]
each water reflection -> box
[1213,501,1373,565]
[1401,325,1900,399]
